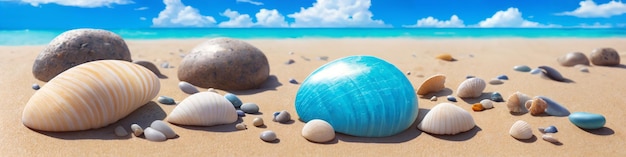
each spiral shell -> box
[509,120,533,140]
[22,60,160,132]
[418,103,475,135]
[456,78,486,98]
[167,92,238,126]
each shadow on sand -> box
[227,75,282,95]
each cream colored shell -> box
[417,74,446,95]
[22,60,160,132]
[167,92,238,126]
[509,120,533,140]
[506,92,531,113]
[456,78,486,98]
[302,119,335,143]
[418,103,475,135]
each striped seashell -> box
[167,92,238,126]
[456,78,486,98]
[506,91,531,113]
[509,120,533,140]
[22,60,160,132]
[418,103,475,135]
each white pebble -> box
[235,123,247,130]
[178,81,199,94]
[150,120,177,139]
[114,126,128,137]
[253,117,264,127]
[131,124,143,136]
[542,134,560,143]
[429,96,437,101]
[144,127,167,142]
[260,130,277,142]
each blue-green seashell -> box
[295,55,418,137]
[513,65,531,72]
[569,112,606,129]
[224,93,243,108]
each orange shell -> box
[472,103,485,111]
[436,53,454,61]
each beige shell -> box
[418,103,475,135]
[22,60,160,132]
[509,120,533,140]
[506,92,531,113]
[417,74,446,95]
[456,78,486,98]
[167,92,238,126]
[529,97,547,116]
[302,119,335,143]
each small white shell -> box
[509,120,533,140]
[480,99,494,109]
[167,92,238,126]
[506,92,531,113]
[179,81,199,94]
[302,119,335,143]
[456,78,486,98]
[418,103,475,135]
[144,127,167,142]
[150,120,177,139]
[114,126,128,137]
[131,124,143,136]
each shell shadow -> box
[335,108,427,143]
[157,74,168,79]
[35,101,166,140]
[419,88,453,99]
[515,135,538,143]
[174,118,243,133]
[460,93,493,104]
[582,127,614,136]
[428,126,482,141]
[227,75,282,95]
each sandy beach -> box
[1,38,625,156]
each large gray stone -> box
[33,28,131,82]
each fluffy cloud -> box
[236,0,263,6]
[477,7,557,28]
[139,17,146,21]
[556,0,626,18]
[218,9,288,27]
[17,0,132,7]
[579,22,612,28]
[152,0,216,27]
[287,0,389,27]
[403,15,465,28]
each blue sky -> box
[0,0,625,29]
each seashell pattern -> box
[509,120,533,140]
[538,96,570,116]
[22,60,160,132]
[506,92,531,113]
[416,74,446,95]
[295,55,418,137]
[418,103,475,135]
[302,119,335,143]
[490,92,504,102]
[457,78,486,98]
[529,97,547,116]
[167,92,238,126]
[557,52,590,67]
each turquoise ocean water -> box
[1,28,625,46]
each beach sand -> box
[1,38,625,156]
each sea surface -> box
[1,28,625,46]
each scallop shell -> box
[417,74,446,95]
[557,52,590,67]
[456,78,486,98]
[22,60,160,132]
[167,92,238,126]
[418,103,475,135]
[302,119,335,143]
[509,120,533,140]
[529,97,547,116]
[506,92,531,113]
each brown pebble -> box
[590,48,620,66]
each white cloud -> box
[236,0,263,6]
[139,17,146,21]
[579,22,612,28]
[17,0,132,7]
[287,0,389,27]
[134,6,148,10]
[152,0,216,27]
[403,15,465,28]
[477,7,558,28]
[556,0,626,18]
[218,9,254,27]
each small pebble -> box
[489,79,503,85]
[253,117,264,127]
[497,74,509,80]
[447,95,457,102]
[544,125,558,133]
[151,120,177,139]
[144,127,167,142]
[289,78,299,84]
[114,126,129,137]
[513,65,532,72]
[530,68,542,75]
[490,92,504,102]
[466,75,475,79]
[289,51,294,55]
[318,56,329,61]
[157,96,176,105]
[235,123,247,130]
[284,59,295,65]
[178,81,199,94]
[260,130,277,142]
[207,88,218,93]
[273,110,291,123]
[237,110,245,117]
[542,133,560,143]
[131,124,143,136]
[241,103,260,114]
[160,62,170,68]
[224,93,243,108]
[480,99,494,109]
[576,65,589,73]
[406,71,411,75]
[32,83,40,90]
[430,96,437,101]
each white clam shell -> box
[302,119,335,143]
[480,99,494,109]
[144,127,167,142]
[506,92,531,113]
[418,103,476,135]
[167,92,238,126]
[179,81,199,94]
[509,120,533,140]
[150,120,177,139]
[456,78,486,98]
[22,60,161,132]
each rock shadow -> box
[419,88,453,99]
[515,135,538,143]
[582,127,614,136]
[36,102,166,140]
[175,118,244,133]
[227,75,282,95]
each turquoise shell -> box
[569,112,606,129]
[295,55,418,137]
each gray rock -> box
[260,130,277,142]
[240,103,260,114]
[590,48,620,66]
[273,110,291,123]
[32,28,131,82]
